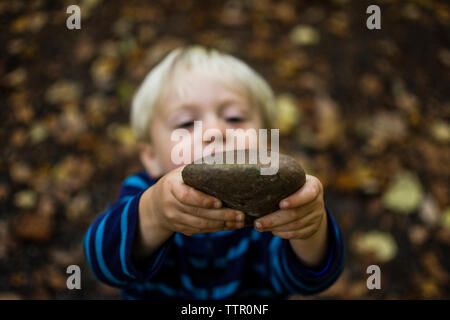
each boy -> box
[84,45,344,299]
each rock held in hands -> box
[181,150,306,226]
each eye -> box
[176,121,194,129]
[226,116,245,123]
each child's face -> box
[141,69,263,177]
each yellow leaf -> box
[290,25,320,46]
[382,170,424,214]
[14,190,37,209]
[354,231,398,263]
[441,207,450,230]
[274,94,300,135]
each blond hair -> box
[131,45,276,141]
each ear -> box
[139,142,164,178]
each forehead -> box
[157,68,253,117]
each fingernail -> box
[236,213,244,221]
[280,200,289,208]
[235,222,244,229]
[255,221,262,230]
[214,200,222,208]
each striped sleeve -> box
[265,207,345,295]
[83,172,173,287]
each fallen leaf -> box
[419,194,440,226]
[13,190,37,209]
[10,162,32,184]
[408,225,428,246]
[13,212,53,242]
[66,193,91,222]
[290,25,320,46]
[353,231,398,263]
[220,0,247,26]
[360,73,383,97]
[315,95,343,148]
[420,278,440,298]
[334,165,378,194]
[91,56,118,87]
[45,81,82,105]
[382,171,424,214]
[327,11,349,37]
[107,124,136,146]
[441,207,450,230]
[3,68,27,87]
[429,120,450,143]
[365,112,407,154]
[422,252,449,282]
[274,94,300,135]
[29,122,49,144]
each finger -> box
[279,175,322,210]
[255,202,316,230]
[268,210,321,232]
[273,223,318,240]
[172,181,222,209]
[201,225,238,233]
[174,220,242,235]
[172,223,198,236]
[254,209,298,231]
[176,211,244,231]
[173,218,241,235]
[164,208,224,231]
[181,205,245,223]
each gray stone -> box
[182,150,306,226]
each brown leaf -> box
[12,212,53,242]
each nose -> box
[202,113,227,147]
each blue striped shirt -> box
[83,170,345,299]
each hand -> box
[142,166,246,237]
[253,175,326,240]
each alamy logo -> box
[366,265,381,290]
[366,5,381,30]
[171,121,280,175]
[66,265,81,289]
[66,5,81,30]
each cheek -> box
[150,120,195,170]
[165,134,196,168]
